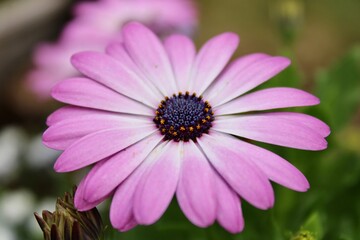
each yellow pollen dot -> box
[160,119,165,124]
[161,128,166,133]
[155,111,160,115]
[196,124,201,130]
[204,108,209,113]
[211,111,214,115]
[202,119,207,124]
[189,127,194,132]
[161,100,165,104]
[158,104,163,109]
[180,126,186,131]
[173,93,176,97]
[192,93,197,97]
[206,116,211,120]
[155,116,159,121]
[170,126,174,131]
[198,95,203,100]
[172,131,178,136]
[185,91,190,96]
[178,91,183,96]
[165,96,169,100]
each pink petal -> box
[122,22,177,96]
[81,133,163,203]
[110,174,140,231]
[215,173,244,233]
[197,133,274,210]
[116,217,138,232]
[204,53,269,101]
[164,34,196,93]
[105,43,139,69]
[176,141,216,227]
[105,43,162,97]
[110,142,168,231]
[71,51,160,107]
[189,33,239,95]
[209,55,291,107]
[53,126,156,172]
[111,191,137,231]
[43,114,151,150]
[74,165,110,211]
[133,141,182,225]
[47,106,86,126]
[52,77,154,115]
[215,87,320,115]
[211,131,309,192]
[47,106,117,126]
[266,112,331,137]
[213,114,328,150]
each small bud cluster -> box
[34,188,104,240]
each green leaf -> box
[314,46,360,131]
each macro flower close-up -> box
[43,22,330,233]
[27,0,197,98]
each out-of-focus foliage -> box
[314,46,360,131]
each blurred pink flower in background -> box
[43,22,330,233]
[27,0,197,98]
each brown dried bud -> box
[34,188,104,240]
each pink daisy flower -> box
[43,22,330,233]
[27,0,197,98]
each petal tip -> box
[283,56,292,64]
[291,175,310,192]
[123,21,145,28]
[320,139,329,150]
[50,82,62,100]
[70,52,84,66]
[225,32,240,41]
[122,21,149,35]
[53,161,64,172]
[134,214,156,226]
[298,184,310,192]
[223,222,245,234]
[45,116,54,126]
[313,96,321,105]
[218,32,240,48]
[258,192,275,210]
[324,128,331,138]
[112,219,138,232]
[74,197,93,212]
[73,192,86,211]
[42,130,55,148]
[53,157,71,173]
[270,56,291,69]
[191,216,216,228]
[263,204,274,211]
[70,51,99,69]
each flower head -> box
[43,22,330,233]
[28,0,197,98]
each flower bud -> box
[34,188,104,240]
[291,230,316,240]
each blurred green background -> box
[0,0,359,239]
